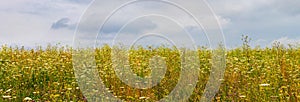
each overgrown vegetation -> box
[0,36,299,101]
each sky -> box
[0,0,299,49]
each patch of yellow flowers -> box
[0,44,299,101]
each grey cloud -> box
[8,0,91,17]
[100,17,157,34]
[66,0,92,4]
[272,0,300,16]
[119,19,157,34]
[51,18,75,30]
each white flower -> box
[239,95,246,98]
[23,97,32,101]
[5,89,12,93]
[139,96,149,100]
[259,84,270,87]
[67,88,72,90]
[2,96,11,99]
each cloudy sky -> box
[0,0,299,49]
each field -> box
[0,40,300,101]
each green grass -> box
[0,42,299,101]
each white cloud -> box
[272,37,300,46]
[208,0,300,48]
[0,0,91,47]
[0,0,299,48]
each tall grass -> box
[0,38,299,101]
